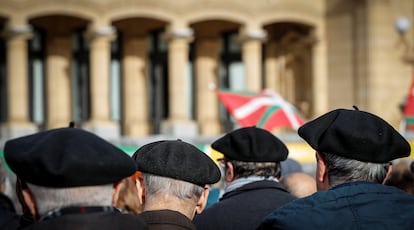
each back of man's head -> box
[4,127,137,219]
[212,127,288,178]
[132,140,221,219]
[298,108,410,189]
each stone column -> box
[264,41,279,91]
[45,31,73,129]
[122,35,150,136]
[1,24,37,138]
[366,0,401,125]
[161,27,198,137]
[195,37,221,136]
[312,28,328,117]
[240,28,266,91]
[83,26,120,139]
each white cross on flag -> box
[216,88,306,131]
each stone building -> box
[0,0,412,143]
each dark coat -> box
[258,182,414,230]
[21,211,147,230]
[194,180,296,230]
[0,192,20,230]
[139,209,196,230]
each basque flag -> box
[403,75,414,131]
[217,88,305,131]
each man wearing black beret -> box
[193,126,296,230]
[4,128,147,230]
[258,108,414,229]
[132,139,221,230]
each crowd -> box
[0,106,414,229]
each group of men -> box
[1,106,414,229]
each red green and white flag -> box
[403,75,414,131]
[216,88,305,131]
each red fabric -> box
[404,75,414,131]
[404,76,414,117]
[217,89,305,131]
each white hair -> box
[321,152,390,187]
[142,174,204,203]
[27,183,114,215]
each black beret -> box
[4,128,136,188]
[212,126,288,162]
[298,108,411,163]
[132,140,221,186]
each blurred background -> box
[1,0,414,173]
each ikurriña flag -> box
[216,88,306,131]
[403,75,414,131]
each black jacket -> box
[21,210,147,230]
[194,180,296,230]
[0,193,20,230]
[139,209,196,230]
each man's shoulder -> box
[258,183,414,229]
[23,212,147,230]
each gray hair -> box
[142,173,204,203]
[321,152,390,187]
[27,183,114,215]
[228,160,281,179]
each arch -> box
[260,13,319,29]
[256,1,322,28]
[185,10,248,26]
[22,5,96,23]
[107,8,177,25]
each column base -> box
[123,122,151,137]
[161,120,198,137]
[82,121,120,140]
[0,122,38,139]
[199,119,221,136]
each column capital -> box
[164,27,194,41]
[238,28,267,42]
[2,24,33,40]
[84,26,117,41]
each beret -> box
[4,128,136,188]
[212,126,288,162]
[132,140,221,186]
[298,108,411,163]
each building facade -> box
[0,0,412,143]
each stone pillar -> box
[312,28,328,117]
[264,41,279,91]
[366,0,402,125]
[240,28,266,91]
[195,37,221,136]
[161,27,198,137]
[1,24,37,138]
[83,26,120,139]
[122,35,150,136]
[45,31,73,129]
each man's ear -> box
[382,163,393,184]
[195,186,210,215]
[21,188,38,220]
[135,177,145,206]
[225,162,235,182]
[112,179,124,206]
[316,152,329,191]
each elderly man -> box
[258,107,414,229]
[194,126,296,230]
[132,140,221,230]
[4,127,147,230]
